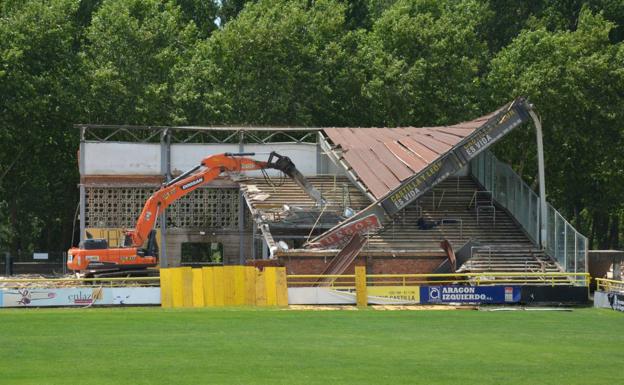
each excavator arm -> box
[126,151,324,248]
[67,151,323,274]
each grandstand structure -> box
[76,100,587,279]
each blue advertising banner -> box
[420,285,521,304]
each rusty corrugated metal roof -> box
[323,108,502,199]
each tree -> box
[487,8,624,248]
[358,0,491,126]
[0,0,83,253]
[175,0,350,126]
[82,0,198,125]
[172,0,220,37]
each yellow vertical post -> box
[192,268,205,307]
[223,266,236,305]
[234,266,246,305]
[255,269,267,306]
[275,267,288,306]
[172,268,184,308]
[244,266,256,305]
[159,268,173,308]
[202,267,215,307]
[264,267,277,306]
[213,266,225,306]
[181,267,194,308]
[355,265,367,308]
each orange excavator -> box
[67,152,324,276]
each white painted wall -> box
[244,143,318,176]
[84,141,341,177]
[84,142,161,175]
[170,143,239,175]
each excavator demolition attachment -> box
[67,152,324,277]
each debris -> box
[250,193,270,201]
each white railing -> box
[471,150,588,273]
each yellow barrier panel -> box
[161,265,290,308]
[171,268,184,307]
[255,269,267,306]
[181,267,194,308]
[202,267,216,306]
[355,266,367,307]
[275,267,288,306]
[213,266,225,306]
[192,268,205,307]
[160,268,173,308]
[223,266,236,305]
[234,266,246,305]
[265,267,278,305]
[245,266,257,305]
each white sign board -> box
[0,287,161,307]
[33,253,48,260]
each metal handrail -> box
[596,278,624,293]
[0,276,160,288]
[286,272,589,288]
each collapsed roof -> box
[241,98,535,257]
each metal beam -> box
[79,127,86,243]
[159,129,170,267]
[529,109,547,250]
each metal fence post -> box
[5,252,12,276]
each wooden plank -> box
[384,141,427,172]
[171,268,184,308]
[181,267,194,308]
[275,267,288,306]
[234,266,246,305]
[342,151,389,198]
[434,127,475,137]
[351,148,400,192]
[355,265,367,307]
[159,268,173,308]
[324,128,352,150]
[223,266,236,305]
[264,267,278,306]
[213,266,225,306]
[397,137,440,163]
[244,266,257,305]
[202,267,216,306]
[255,269,267,306]
[403,131,450,154]
[371,142,415,181]
[422,128,462,146]
[192,268,205,307]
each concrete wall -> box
[84,142,161,175]
[85,142,329,177]
[165,228,254,266]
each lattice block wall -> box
[85,187,243,229]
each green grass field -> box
[1,307,622,385]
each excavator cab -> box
[68,151,323,276]
[80,238,109,250]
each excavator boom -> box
[67,152,322,274]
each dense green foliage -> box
[0,307,623,384]
[0,0,622,253]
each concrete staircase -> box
[374,176,563,274]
